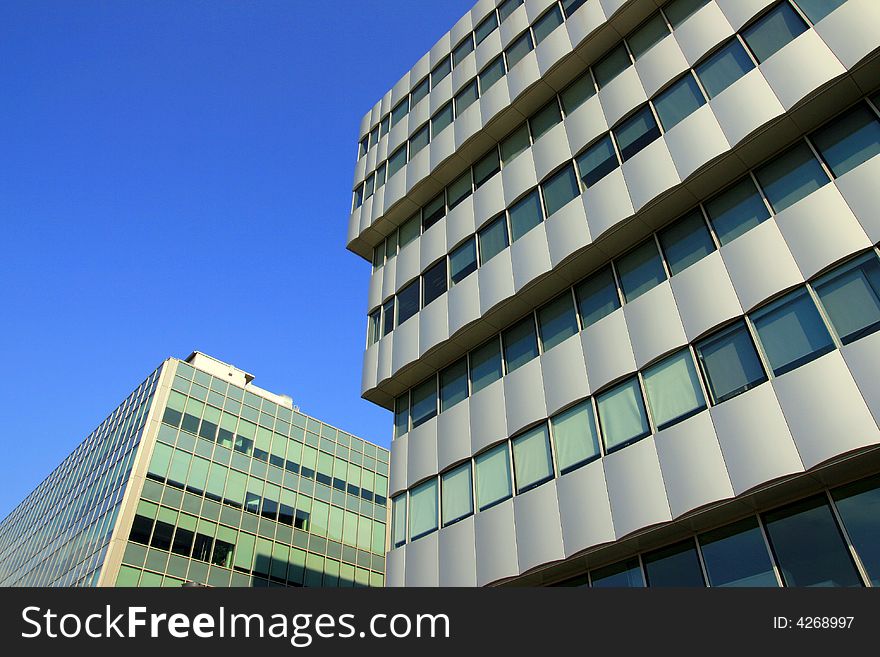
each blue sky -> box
[0,0,473,518]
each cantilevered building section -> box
[348,0,880,587]
[0,352,389,587]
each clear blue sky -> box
[0,0,473,518]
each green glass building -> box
[0,352,389,588]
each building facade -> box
[0,352,389,587]
[348,0,880,586]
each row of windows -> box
[389,247,880,546]
[369,95,880,355]
[550,476,879,588]
[353,0,842,211]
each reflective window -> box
[541,164,580,216]
[475,11,498,45]
[382,298,395,337]
[503,315,539,373]
[364,173,375,200]
[810,103,880,178]
[750,287,835,376]
[380,114,390,138]
[475,443,513,511]
[448,170,473,209]
[391,98,409,128]
[431,56,451,88]
[353,184,363,209]
[663,0,710,28]
[699,517,778,587]
[591,558,645,587]
[742,1,808,63]
[452,35,475,67]
[394,395,409,438]
[411,76,429,107]
[478,214,509,265]
[832,475,880,586]
[432,102,454,136]
[614,106,661,161]
[499,0,523,23]
[450,237,478,285]
[576,135,619,187]
[658,209,715,275]
[793,0,847,23]
[694,38,755,99]
[763,496,862,587]
[616,239,667,302]
[422,193,446,231]
[376,162,387,189]
[533,5,563,45]
[551,400,601,474]
[399,213,420,248]
[643,540,706,587]
[409,123,429,156]
[501,123,531,164]
[422,260,447,307]
[408,479,438,541]
[368,309,381,346]
[396,279,420,325]
[508,189,544,242]
[695,320,767,404]
[593,43,631,88]
[813,252,880,344]
[470,337,503,394]
[642,349,706,430]
[371,245,383,270]
[575,265,621,327]
[628,12,670,59]
[537,292,579,351]
[474,148,501,188]
[479,56,506,93]
[505,31,534,69]
[387,145,407,179]
[754,142,829,213]
[439,357,469,412]
[560,71,596,115]
[530,100,562,141]
[410,378,437,429]
[653,74,706,131]
[441,463,474,526]
[596,377,651,452]
[561,0,588,18]
[512,424,554,493]
[454,79,479,117]
[704,176,770,245]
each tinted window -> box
[742,2,808,63]
[454,79,479,117]
[593,44,631,88]
[475,443,512,511]
[533,5,563,45]
[695,39,755,99]
[575,265,621,327]
[479,56,506,93]
[431,57,451,88]
[396,279,420,325]
[470,337,503,393]
[431,102,454,136]
[591,558,645,587]
[530,100,562,141]
[447,170,473,209]
[576,135,620,187]
[794,0,847,23]
[810,104,880,178]
[449,238,478,285]
[512,424,554,493]
[422,193,446,231]
[628,13,670,59]
[596,377,651,452]
[695,321,767,404]
[391,98,409,128]
[560,71,596,115]
[832,475,880,586]
[541,164,580,216]
[408,478,438,541]
[501,123,531,164]
[699,517,778,587]
[663,0,710,28]
[399,213,420,248]
[616,239,667,302]
[410,377,437,429]
[508,189,544,242]
[537,292,579,351]
[411,76,429,106]
[475,12,498,45]
[658,209,715,275]
[478,215,509,264]
[614,106,661,161]
[422,259,447,307]
[704,176,770,245]
[382,298,395,336]
[387,145,407,179]
[551,400,601,474]
[393,395,409,438]
[440,358,469,412]
[441,463,474,527]
[409,123,429,156]
[506,31,534,69]
[653,74,706,131]
[643,540,706,587]
[452,35,474,67]
[642,349,706,430]
[503,316,539,373]
[474,148,501,188]
[813,252,880,344]
[754,142,829,212]
[499,0,523,22]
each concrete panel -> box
[389,434,409,497]
[621,137,681,211]
[479,248,517,314]
[475,499,519,585]
[511,222,553,292]
[815,0,880,69]
[710,68,785,147]
[470,378,509,455]
[599,67,648,128]
[670,250,744,341]
[674,1,734,66]
[835,154,880,244]
[625,281,688,368]
[583,167,635,237]
[403,531,439,587]
[438,516,477,586]
[556,459,616,557]
[635,35,690,98]
[664,104,731,181]
[545,194,592,268]
[437,396,472,471]
[541,331,591,416]
[514,481,565,573]
[504,357,548,436]
[604,436,672,538]
[582,309,638,391]
[420,293,450,356]
[448,271,482,336]
[841,330,880,427]
[760,31,846,111]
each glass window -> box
[423,193,446,231]
[509,189,544,242]
[368,309,381,346]
[616,239,667,302]
[450,237,478,285]
[470,337,503,394]
[409,123,429,156]
[382,298,395,337]
[408,479,438,541]
[597,377,651,452]
[695,320,767,404]
[441,463,474,526]
[478,214,509,264]
[533,5,563,45]
[576,135,619,187]
[499,0,523,22]
[411,76,429,107]
[391,98,409,128]
[742,2,808,63]
[394,394,409,438]
[591,558,645,587]
[763,495,862,587]
[359,136,368,158]
[399,213,420,248]
[380,114,390,138]
[396,279,420,325]
[561,0,589,18]
[410,377,438,429]
[431,56,451,88]
[474,148,501,188]
[537,292,579,351]
[704,176,770,245]
[364,173,375,200]
[793,0,847,23]
[663,0,710,28]
[593,43,631,89]
[505,31,534,69]
[642,349,706,430]
[560,71,596,115]
[754,142,830,212]
[475,443,513,511]
[551,400,601,474]
[512,424,554,493]
[541,164,580,216]
[658,209,715,275]
[811,104,880,178]
[387,144,407,179]
[385,230,398,259]
[469,55,500,96]
[530,100,562,141]
[452,35,475,67]
[699,517,778,587]
[454,79,479,117]
[431,102,454,136]
[423,259,447,307]
[475,12,498,45]
[628,13,670,59]
[447,170,473,209]
[813,252,880,344]
[575,265,621,327]
[372,245,383,270]
[503,315,539,373]
[653,73,706,131]
[376,162,387,189]
[643,540,706,587]
[353,184,363,209]
[500,123,531,164]
[832,475,880,586]
[613,105,661,161]
[695,38,756,99]
[750,287,835,376]
[440,358,469,412]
